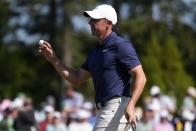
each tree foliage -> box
[0,0,195,107]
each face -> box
[88,18,110,36]
[65,88,74,97]
[53,117,60,125]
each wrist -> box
[51,56,59,65]
[128,100,136,108]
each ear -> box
[107,20,113,26]
[106,20,113,30]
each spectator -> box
[61,86,84,113]
[0,99,12,112]
[82,101,97,127]
[154,110,174,131]
[192,116,196,131]
[68,109,92,131]
[46,95,56,109]
[39,105,54,131]
[150,85,176,123]
[0,108,14,131]
[183,86,196,112]
[13,98,38,131]
[46,111,67,131]
[181,109,195,131]
[136,105,154,131]
[172,110,183,131]
[67,111,78,128]
[150,85,176,112]
[10,107,19,130]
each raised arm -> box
[38,40,91,84]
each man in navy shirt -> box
[39,4,146,131]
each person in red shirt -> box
[39,105,54,131]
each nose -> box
[89,18,99,25]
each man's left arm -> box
[125,65,147,125]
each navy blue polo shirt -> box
[81,32,141,103]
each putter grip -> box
[124,113,140,131]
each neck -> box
[97,30,112,43]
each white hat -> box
[77,109,91,119]
[146,104,154,111]
[150,85,161,96]
[187,86,196,98]
[147,103,161,111]
[84,4,117,25]
[44,105,54,113]
[11,98,24,109]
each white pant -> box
[93,97,134,131]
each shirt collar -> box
[97,32,117,48]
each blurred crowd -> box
[136,85,196,131]
[0,85,195,131]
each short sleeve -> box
[81,56,90,72]
[117,42,141,71]
[81,49,94,72]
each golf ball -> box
[39,40,44,45]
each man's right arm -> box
[39,41,91,84]
[52,57,91,84]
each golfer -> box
[39,4,146,131]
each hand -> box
[38,40,58,63]
[125,105,137,130]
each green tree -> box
[141,32,165,91]
[161,34,193,103]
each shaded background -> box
[0,0,195,108]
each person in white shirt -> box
[68,109,93,131]
[46,111,67,131]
